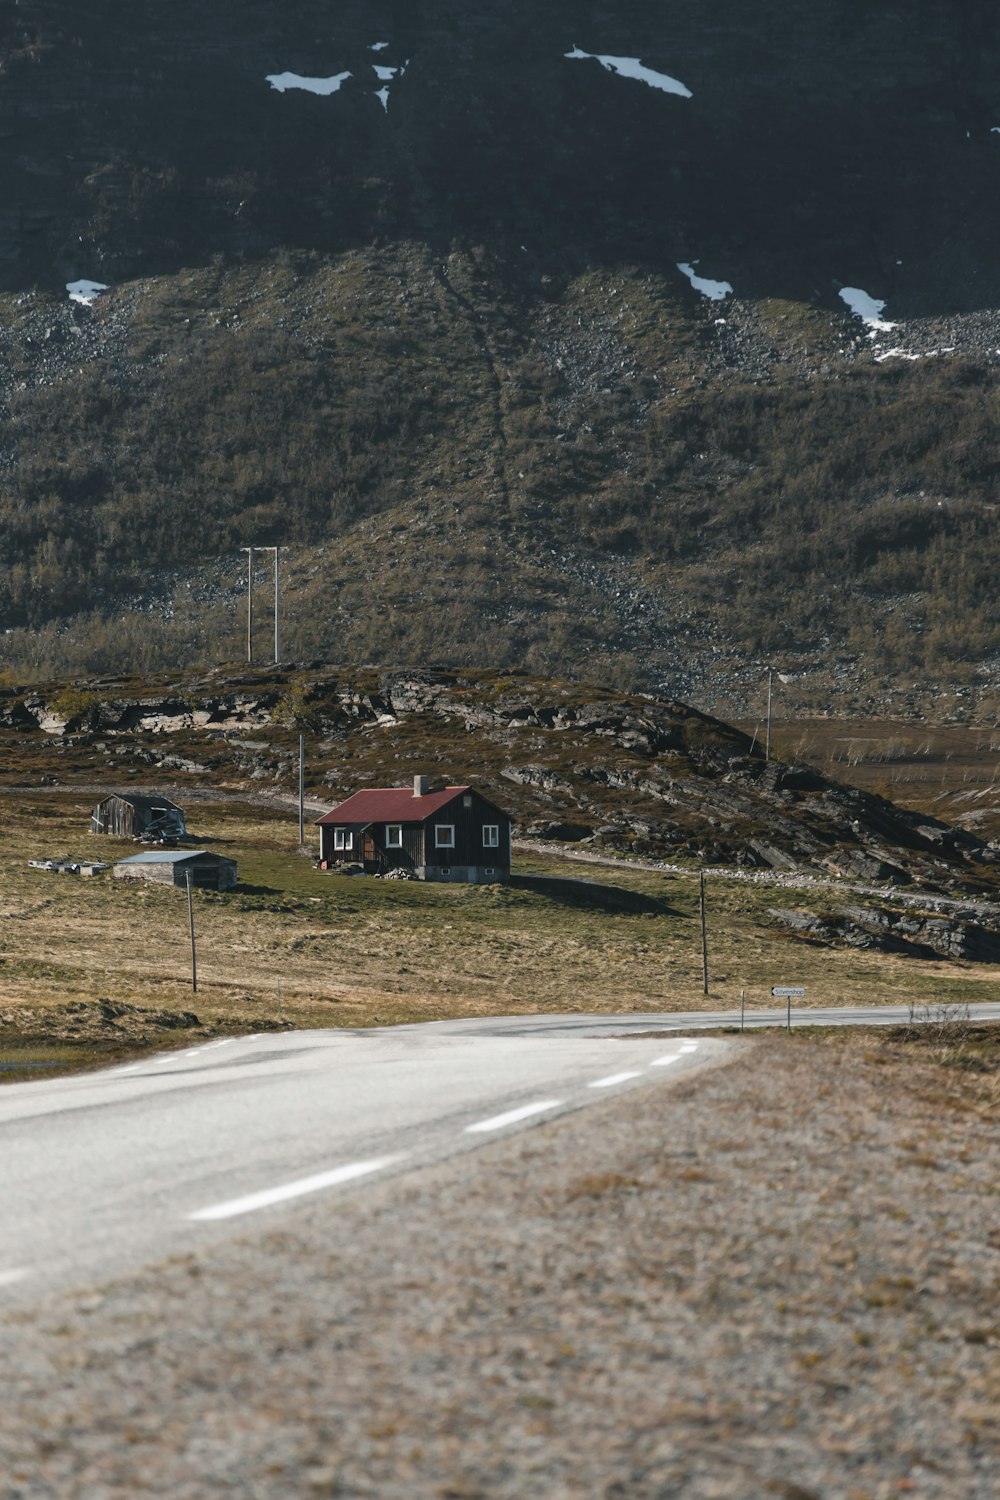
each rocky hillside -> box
[1,4,999,709]
[1,665,996,892]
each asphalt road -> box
[420,1000,1000,1035]
[0,1019,728,1307]
[4,1000,997,1309]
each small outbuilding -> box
[317,776,512,883]
[91,793,188,842]
[112,850,237,891]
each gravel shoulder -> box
[3,1034,999,1499]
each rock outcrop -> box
[0,665,996,893]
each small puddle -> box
[0,1061,65,1072]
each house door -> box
[363,832,376,863]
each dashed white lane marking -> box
[588,1071,643,1089]
[188,1155,405,1222]
[150,1040,236,1067]
[465,1100,564,1134]
[650,1054,681,1067]
[0,1268,29,1289]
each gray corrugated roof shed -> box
[115,850,216,865]
[101,793,184,811]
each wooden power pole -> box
[240,546,254,663]
[186,870,198,993]
[298,734,305,847]
[700,868,709,996]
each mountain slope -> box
[1,4,999,708]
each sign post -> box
[771,985,805,1030]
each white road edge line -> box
[0,1268,29,1289]
[466,1100,564,1134]
[188,1155,406,1222]
[650,1055,681,1067]
[588,1071,643,1089]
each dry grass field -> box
[3,792,1000,1079]
[760,716,1000,840]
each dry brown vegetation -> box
[3,793,1000,1080]
[1,248,999,703]
[764,716,1000,842]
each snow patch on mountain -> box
[66,280,109,306]
[874,345,955,363]
[677,262,732,300]
[371,60,407,111]
[839,287,896,332]
[266,72,352,96]
[565,47,692,98]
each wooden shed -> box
[112,850,237,890]
[91,793,187,841]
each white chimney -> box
[413,774,429,798]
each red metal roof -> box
[316,786,471,825]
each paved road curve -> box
[3,1002,997,1307]
[0,1020,728,1306]
[419,1000,1000,1037]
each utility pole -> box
[263,545,281,665]
[765,669,773,763]
[186,870,198,993]
[298,733,305,847]
[700,868,709,996]
[240,546,254,664]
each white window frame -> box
[482,824,499,848]
[333,828,353,851]
[434,823,455,849]
[385,824,403,848]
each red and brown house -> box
[316,776,512,883]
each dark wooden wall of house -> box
[422,792,511,870]
[320,792,512,873]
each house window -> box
[435,824,455,849]
[386,824,403,848]
[484,867,495,877]
[482,824,499,848]
[333,829,353,851]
